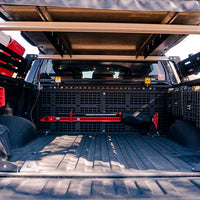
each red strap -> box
[0,87,5,109]
[70,110,73,123]
[152,113,159,130]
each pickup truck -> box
[0,2,200,199]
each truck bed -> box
[9,134,200,175]
[0,134,199,200]
[1,177,200,199]
[0,134,199,199]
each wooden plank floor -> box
[10,135,200,174]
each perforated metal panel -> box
[170,89,200,130]
[39,90,51,105]
[55,91,76,105]
[37,85,168,134]
[171,90,183,117]
[183,91,198,122]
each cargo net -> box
[37,86,168,134]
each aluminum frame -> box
[0,22,200,35]
[37,54,169,61]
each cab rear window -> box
[39,60,166,81]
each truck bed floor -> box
[9,134,200,175]
[1,177,200,199]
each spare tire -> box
[0,125,11,160]
[0,116,37,148]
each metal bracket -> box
[20,161,39,172]
[23,54,38,78]
[187,104,191,111]
[45,32,71,57]
[143,34,170,58]
[0,161,18,172]
[35,6,72,57]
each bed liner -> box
[1,177,200,199]
[8,134,200,175]
[0,134,200,199]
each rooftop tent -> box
[1,0,200,11]
[0,1,200,59]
